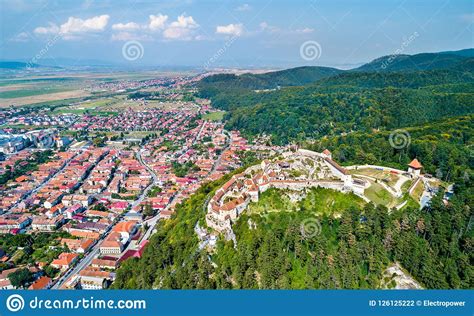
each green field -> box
[248,187,365,217]
[50,108,88,115]
[19,97,85,109]
[202,111,225,121]
[364,181,394,206]
[0,88,74,99]
[247,188,297,214]
[72,99,113,109]
[51,97,123,116]
[0,77,80,87]
[410,180,425,202]
[401,179,414,192]
[351,168,400,188]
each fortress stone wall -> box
[206,149,368,233]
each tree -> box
[142,202,154,218]
[43,265,60,278]
[8,268,34,289]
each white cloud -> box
[216,23,243,36]
[35,13,205,42]
[169,14,199,29]
[460,13,474,23]
[194,34,209,41]
[163,14,199,40]
[295,27,314,34]
[111,32,152,41]
[258,22,314,35]
[163,28,189,39]
[235,4,251,11]
[149,14,168,31]
[34,22,60,35]
[60,15,109,34]
[11,31,30,42]
[34,15,109,38]
[259,22,279,33]
[112,22,141,31]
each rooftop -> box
[408,158,423,169]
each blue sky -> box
[0,0,472,68]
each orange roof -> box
[408,158,422,169]
[51,253,78,266]
[101,240,122,248]
[112,221,137,233]
[91,258,117,268]
[60,238,81,249]
[79,268,111,278]
[80,239,95,250]
[15,175,29,182]
[28,276,51,290]
[70,230,100,239]
[101,232,123,249]
[322,149,331,155]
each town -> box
[0,78,270,290]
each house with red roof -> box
[408,158,423,176]
[51,253,78,271]
[28,276,52,290]
[110,201,129,213]
[100,232,123,255]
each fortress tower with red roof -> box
[408,158,422,177]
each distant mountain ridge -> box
[199,66,343,91]
[439,48,474,57]
[354,48,474,72]
[0,61,39,69]
[198,48,474,92]
[197,47,474,145]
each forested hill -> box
[198,66,343,93]
[311,59,474,89]
[197,50,474,145]
[354,49,474,72]
[0,61,38,69]
[198,49,474,95]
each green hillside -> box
[198,66,343,94]
[198,57,474,145]
[0,61,38,69]
[354,49,474,72]
[112,147,473,289]
[308,115,473,181]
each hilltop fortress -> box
[206,149,369,233]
